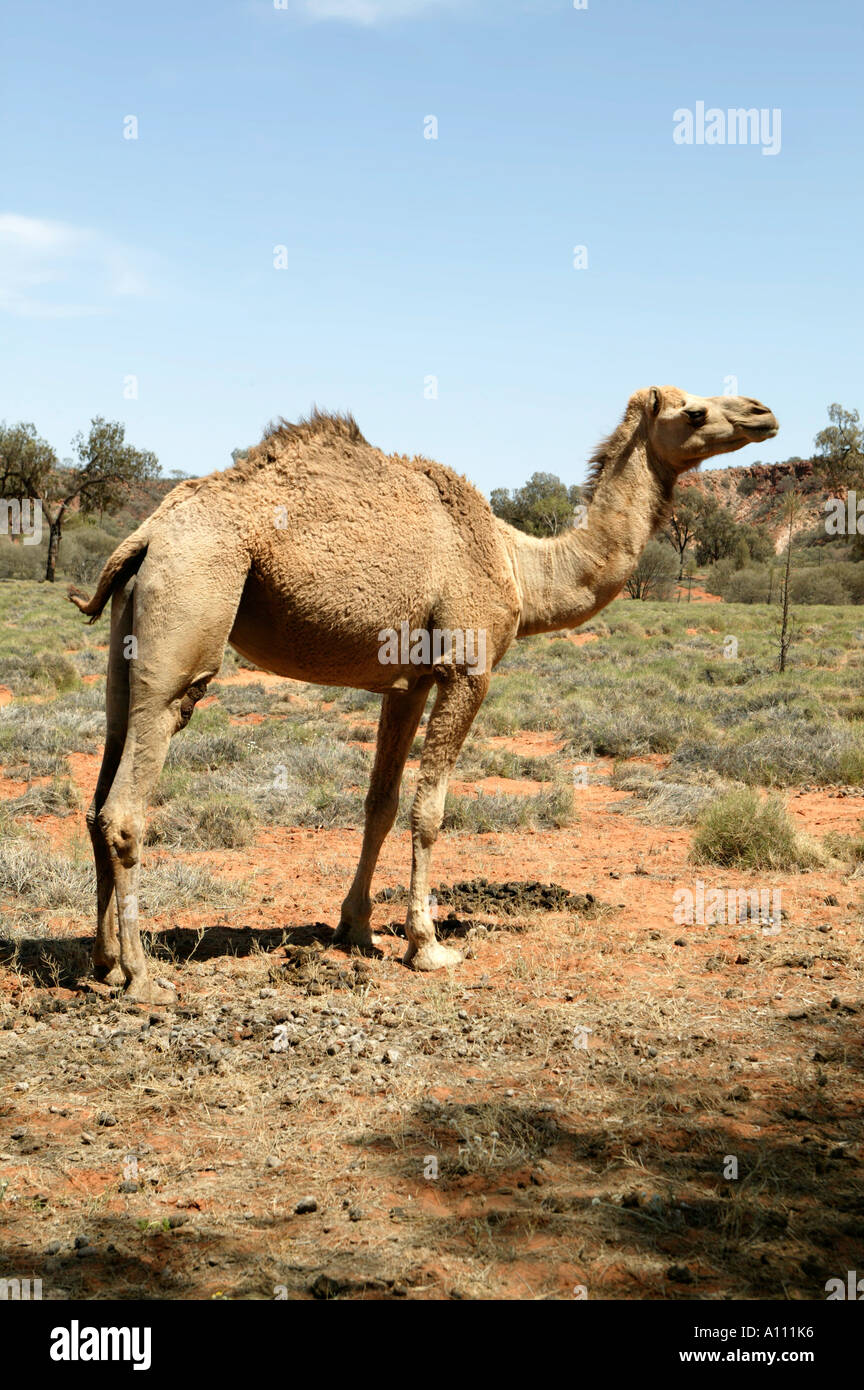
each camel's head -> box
[638,386,778,472]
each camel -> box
[69,385,777,1004]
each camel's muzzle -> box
[733,399,778,438]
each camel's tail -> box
[67,522,151,624]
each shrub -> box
[721,565,772,604]
[690,788,817,869]
[673,720,864,787]
[146,794,258,849]
[788,570,849,605]
[442,784,574,832]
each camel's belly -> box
[228,581,434,694]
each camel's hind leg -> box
[87,582,135,985]
[335,681,432,948]
[96,549,248,1004]
[404,671,490,971]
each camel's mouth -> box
[739,421,779,439]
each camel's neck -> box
[504,438,677,637]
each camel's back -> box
[226,417,513,603]
[160,414,521,684]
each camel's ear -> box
[648,387,662,417]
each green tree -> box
[0,422,58,557]
[491,471,583,537]
[687,489,772,567]
[624,539,678,600]
[689,491,741,565]
[665,493,699,578]
[1,417,158,581]
[813,404,864,495]
[0,421,57,500]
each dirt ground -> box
[2,699,863,1301]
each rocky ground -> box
[1,590,863,1300]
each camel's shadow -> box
[0,914,482,990]
[0,921,330,990]
[0,913,485,990]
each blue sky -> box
[1,0,862,493]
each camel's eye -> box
[684,407,707,427]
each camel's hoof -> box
[332,921,374,949]
[95,965,125,988]
[404,943,463,972]
[124,978,177,1006]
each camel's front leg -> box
[99,709,179,1007]
[335,682,432,947]
[404,671,489,971]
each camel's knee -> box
[97,804,141,868]
[411,779,448,847]
[411,802,442,850]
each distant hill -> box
[679,458,825,553]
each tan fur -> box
[71,386,776,1001]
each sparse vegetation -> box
[690,788,818,870]
[1,579,863,1304]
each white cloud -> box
[0,214,150,319]
[292,0,460,25]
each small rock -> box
[830,996,858,1014]
[383,1048,401,1065]
[265,1156,282,1170]
[118,1180,138,1194]
[97,1111,118,1127]
[667,1264,694,1284]
[295,1196,318,1214]
[348,1206,365,1222]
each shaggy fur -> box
[68,386,776,1002]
